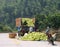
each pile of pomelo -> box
[19,32,47,41]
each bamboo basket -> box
[9,33,17,38]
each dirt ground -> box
[0,33,60,47]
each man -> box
[45,26,55,45]
[46,26,50,33]
[17,26,21,37]
[47,33,55,45]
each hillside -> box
[0,0,60,28]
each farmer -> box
[45,26,55,45]
[46,26,50,33]
[47,33,55,45]
[17,26,22,37]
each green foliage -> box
[0,24,13,32]
[0,24,3,31]
[35,12,60,30]
[49,13,60,29]
[0,0,60,30]
[35,14,47,30]
[3,25,13,32]
[20,32,47,41]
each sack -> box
[52,33,56,40]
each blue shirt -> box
[17,27,21,32]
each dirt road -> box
[0,33,60,47]
[0,33,20,47]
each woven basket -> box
[9,33,17,38]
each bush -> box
[3,25,13,32]
[35,13,60,30]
